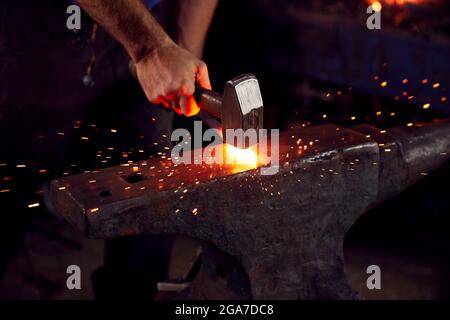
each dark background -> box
[0,0,449,299]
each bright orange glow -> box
[225,144,259,173]
[372,1,382,11]
[368,0,424,7]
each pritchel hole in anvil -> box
[123,173,145,184]
[99,190,112,198]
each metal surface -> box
[48,119,450,299]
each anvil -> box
[48,119,450,299]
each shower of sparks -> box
[0,69,448,211]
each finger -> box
[180,95,200,117]
[195,61,212,90]
[152,96,170,109]
[166,91,178,101]
[179,80,195,97]
[170,99,183,115]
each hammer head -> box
[222,74,264,132]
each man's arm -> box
[167,0,219,58]
[76,0,211,116]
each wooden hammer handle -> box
[195,88,222,119]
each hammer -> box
[195,74,264,133]
[129,62,264,133]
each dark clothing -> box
[0,0,172,168]
[0,0,174,283]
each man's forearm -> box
[76,0,174,63]
[167,0,219,58]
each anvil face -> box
[48,120,450,299]
[49,124,375,236]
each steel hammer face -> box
[222,74,264,132]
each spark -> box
[380,81,388,88]
[371,1,382,12]
[28,203,40,208]
[422,103,431,110]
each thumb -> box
[180,95,200,117]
